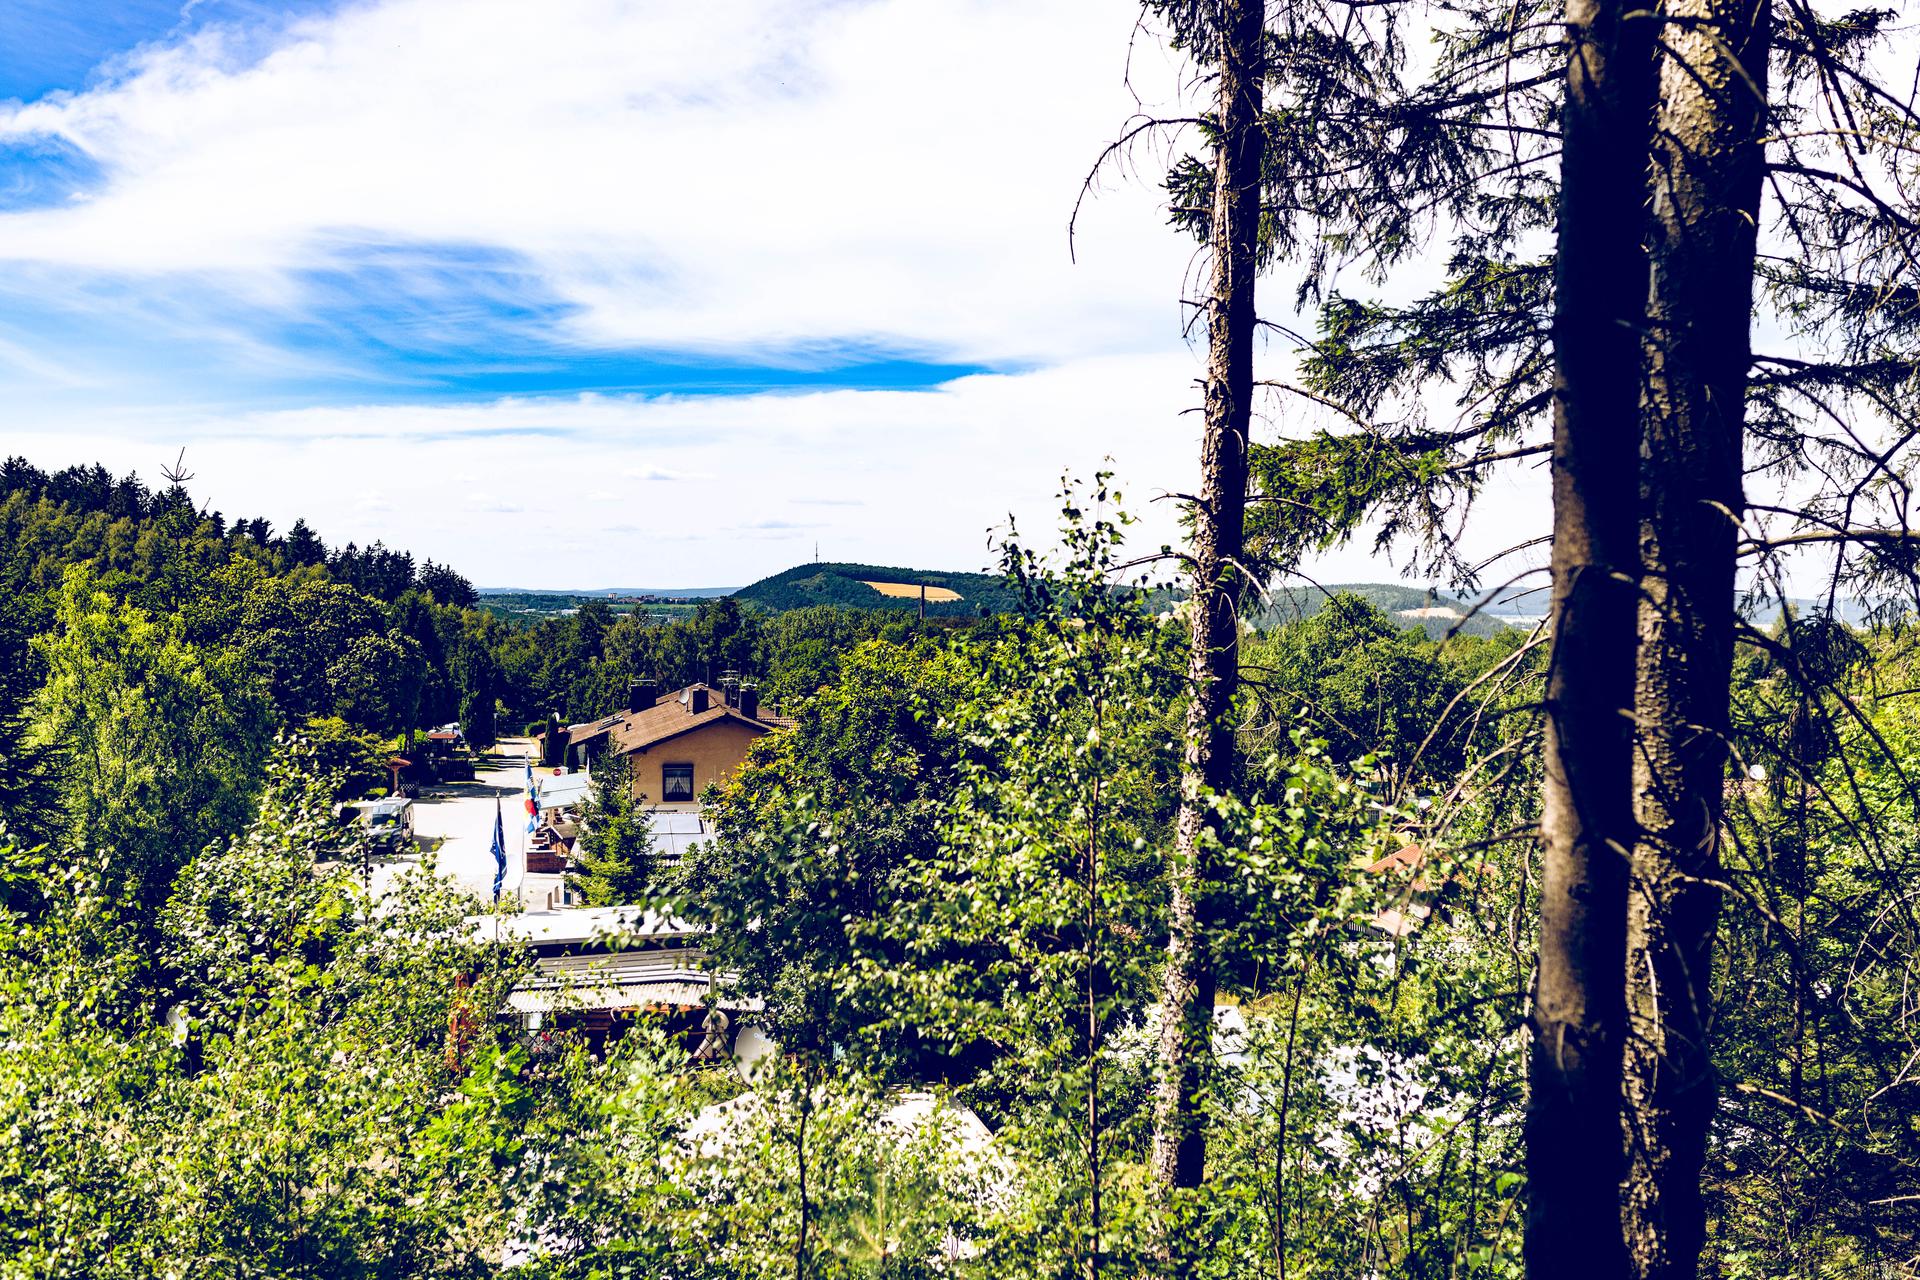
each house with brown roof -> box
[549,681,789,809]
[1360,843,1495,937]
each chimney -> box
[737,686,759,720]
[688,686,709,714]
[627,679,658,714]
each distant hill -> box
[732,562,1024,616]
[1252,583,1516,639]
[482,563,1526,636]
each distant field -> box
[735,562,1020,615]
[862,580,963,602]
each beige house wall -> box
[623,717,767,808]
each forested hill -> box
[0,457,477,605]
[0,456,510,857]
[732,561,1024,616]
[0,457,997,833]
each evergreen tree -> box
[282,518,325,567]
[0,595,56,852]
[1145,0,1267,1245]
[567,753,658,906]
[418,560,478,608]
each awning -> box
[537,772,594,809]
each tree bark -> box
[1150,0,1265,1252]
[1623,0,1771,1275]
[1526,0,1654,1271]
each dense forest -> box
[3,0,1920,1273]
[0,455,995,775]
[0,455,1544,1273]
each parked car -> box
[360,797,415,852]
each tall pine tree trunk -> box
[1520,0,1658,1274]
[1151,0,1264,1245]
[1526,0,1654,1271]
[1623,0,1770,1274]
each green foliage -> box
[454,629,501,747]
[231,577,388,718]
[755,605,939,709]
[674,633,976,1062]
[862,480,1180,1275]
[0,742,535,1278]
[1704,624,1920,1271]
[328,631,428,735]
[0,592,55,846]
[0,454,512,759]
[30,568,274,915]
[296,715,388,799]
[0,844,157,1274]
[569,752,660,906]
[1243,592,1522,782]
[1249,581,1515,640]
[520,1034,985,1280]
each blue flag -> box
[490,797,507,902]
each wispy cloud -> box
[2,354,1241,585]
[0,1,1548,588]
[623,465,704,482]
[465,490,523,514]
[0,0,1196,386]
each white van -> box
[361,797,416,850]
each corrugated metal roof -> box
[510,944,760,1014]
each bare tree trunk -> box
[1622,0,1770,1275]
[1087,734,1104,1280]
[1151,0,1265,1251]
[1526,0,1654,1270]
[794,1072,812,1280]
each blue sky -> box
[0,0,1550,587]
[0,3,1006,409]
[0,1,338,103]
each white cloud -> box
[0,0,1203,365]
[0,0,1561,591]
[5,351,1556,589]
[4,355,1193,582]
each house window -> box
[661,763,695,802]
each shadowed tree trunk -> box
[1623,0,1771,1275]
[1151,0,1265,1252]
[1526,0,1654,1271]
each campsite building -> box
[547,681,790,808]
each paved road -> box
[370,736,540,905]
